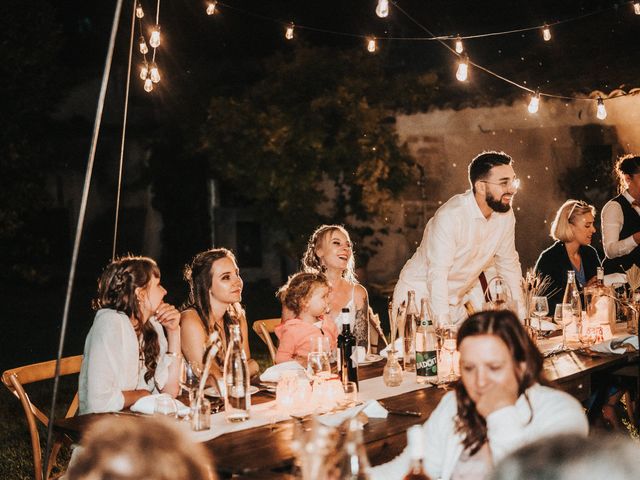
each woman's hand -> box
[155,302,181,331]
[475,380,519,418]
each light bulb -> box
[596,97,607,120]
[542,24,551,41]
[634,2,640,15]
[139,63,148,80]
[144,77,153,92]
[139,36,148,55]
[376,0,389,18]
[150,63,160,83]
[455,35,463,54]
[528,91,540,114]
[285,23,294,40]
[135,2,144,19]
[206,1,217,15]
[367,37,377,53]
[149,26,161,48]
[456,55,468,81]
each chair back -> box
[252,318,281,364]
[2,355,83,480]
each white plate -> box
[358,354,384,366]
[204,385,259,397]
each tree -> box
[199,45,435,262]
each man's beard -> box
[486,191,512,213]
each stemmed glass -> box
[554,303,573,351]
[180,359,202,406]
[531,296,549,338]
[306,351,331,382]
[440,323,459,383]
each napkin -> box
[318,400,388,427]
[351,346,367,364]
[130,394,190,417]
[604,273,627,286]
[259,360,305,382]
[380,338,403,359]
[590,335,639,354]
[531,318,558,331]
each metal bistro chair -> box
[252,318,281,364]
[2,355,83,480]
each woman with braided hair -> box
[79,256,181,414]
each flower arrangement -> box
[521,268,559,319]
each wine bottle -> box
[337,308,359,387]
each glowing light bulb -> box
[285,23,294,40]
[376,0,389,18]
[542,24,551,41]
[150,63,160,83]
[149,26,161,48]
[455,35,464,54]
[634,2,640,15]
[135,2,144,19]
[139,62,148,80]
[528,91,540,114]
[144,77,153,92]
[456,55,468,81]
[367,37,377,53]
[138,36,148,54]
[596,97,607,120]
[206,1,217,16]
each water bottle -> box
[403,291,418,372]
[402,425,431,479]
[415,298,437,384]
[223,324,251,422]
[562,270,582,329]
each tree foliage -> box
[199,45,434,260]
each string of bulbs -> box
[136,0,162,92]
[195,0,640,121]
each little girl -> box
[275,272,338,364]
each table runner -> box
[190,372,432,442]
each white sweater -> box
[370,384,588,480]
[79,309,173,414]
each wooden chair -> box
[2,355,83,480]
[252,318,281,364]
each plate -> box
[358,354,384,366]
[204,385,259,398]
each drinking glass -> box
[554,303,573,351]
[180,359,201,406]
[154,395,178,418]
[440,323,458,382]
[531,296,549,337]
[342,381,358,407]
[307,351,331,381]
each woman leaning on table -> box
[79,256,182,414]
[601,153,640,273]
[534,199,600,314]
[180,248,259,379]
[370,310,588,480]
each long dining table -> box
[55,336,637,479]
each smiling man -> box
[393,151,525,323]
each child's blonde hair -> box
[277,272,329,316]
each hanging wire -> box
[42,0,125,476]
[112,0,138,260]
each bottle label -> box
[416,350,437,377]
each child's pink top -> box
[274,316,338,364]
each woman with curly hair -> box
[294,224,370,348]
[180,248,259,379]
[79,256,181,414]
[371,310,588,480]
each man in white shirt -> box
[393,151,525,323]
[601,154,640,273]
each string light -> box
[135,2,144,19]
[527,90,540,113]
[375,0,389,18]
[285,22,294,40]
[149,25,161,48]
[454,35,463,54]
[138,35,148,54]
[596,97,607,119]
[150,62,161,83]
[206,1,217,16]
[139,62,149,80]
[144,77,153,92]
[456,54,469,81]
[634,2,640,15]
[367,37,377,53]
[542,23,551,41]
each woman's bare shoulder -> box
[181,308,206,331]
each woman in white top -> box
[370,310,588,480]
[297,224,370,347]
[79,256,181,414]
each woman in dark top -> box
[534,200,600,313]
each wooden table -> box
[55,346,637,479]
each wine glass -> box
[306,351,331,381]
[154,395,178,418]
[554,303,573,351]
[531,296,549,338]
[440,323,458,383]
[180,359,201,406]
